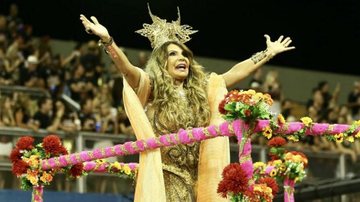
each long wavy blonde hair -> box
[145,41,210,134]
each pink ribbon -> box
[32,185,43,202]
[284,178,295,202]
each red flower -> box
[43,135,62,155]
[218,98,227,114]
[10,148,22,162]
[69,163,84,178]
[217,163,249,198]
[269,153,280,161]
[258,177,279,197]
[268,137,287,147]
[16,136,34,150]
[12,160,29,176]
[244,109,252,117]
[58,146,68,155]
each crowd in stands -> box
[1,2,360,193]
[0,4,140,135]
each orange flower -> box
[28,155,40,168]
[40,171,53,183]
[26,170,39,185]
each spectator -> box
[14,93,38,131]
[347,81,360,117]
[79,97,96,132]
[33,97,64,132]
[98,102,118,134]
[69,64,94,102]
[0,96,15,127]
[18,55,44,88]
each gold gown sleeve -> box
[122,68,166,202]
[197,72,230,202]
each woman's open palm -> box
[80,14,110,40]
[264,34,295,57]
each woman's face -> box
[166,43,190,83]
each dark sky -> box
[1,0,360,75]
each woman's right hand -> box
[80,14,111,42]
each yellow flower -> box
[246,89,256,95]
[270,160,282,166]
[355,131,360,138]
[300,117,313,127]
[334,133,344,143]
[346,136,355,143]
[123,165,131,175]
[277,114,286,124]
[95,159,106,164]
[253,162,266,170]
[270,169,277,177]
[28,155,40,168]
[354,120,360,126]
[40,171,53,183]
[263,126,272,139]
[26,170,39,185]
[253,93,262,102]
[279,164,287,171]
[112,162,122,170]
[287,135,299,142]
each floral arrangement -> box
[219,89,273,123]
[10,135,69,191]
[11,135,138,202]
[217,89,278,202]
[217,163,278,202]
[254,137,308,183]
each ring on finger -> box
[85,28,93,34]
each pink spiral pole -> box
[32,185,43,202]
[42,120,359,171]
[254,120,357,135]
[284,178,295,202]
[234,120,254,190]
[41,120,238,170]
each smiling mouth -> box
[176,64,187,71]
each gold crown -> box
[135,4,198,49]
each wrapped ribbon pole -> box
[42,120,360,171]
[32,185,43,202]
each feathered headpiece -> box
[135,4,198,49]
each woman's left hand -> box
[264,34,295,58]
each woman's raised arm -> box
[80,14,141,88]
[221,34,295,88]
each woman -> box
[80,10,294,201]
